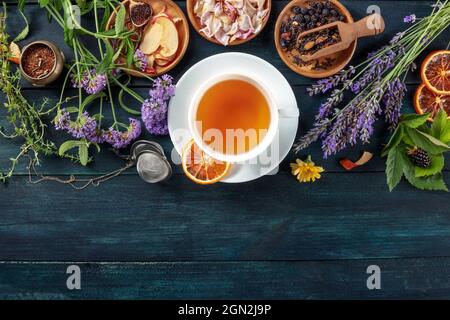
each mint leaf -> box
[415,154,445,177]
[386,147,405,191]
[59,140,85,156]
[382,125,404,157]
[405,127,450,154]
[403,163,448,191]
[115,4,126,35]
[401,113,430,128]
[78,144,89,166]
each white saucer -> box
[168,52,299,183]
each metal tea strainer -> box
[130,140,172,183]
[27,140,172,189]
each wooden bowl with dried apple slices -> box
[107,0,189,77]
[186,0,272,46]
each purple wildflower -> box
[103,118,142,149]
[54,110,141,148]
[134,49,148,72]
[141,99,169,135]
[307,66,355,96]
[404,14,416,23]
[389,32,405,45]
[316,89,343,121]
[141,75,176,135]
[351,50,396,94]
[54,110,104,143]
[383,78,406,130]
[81,69,107,95]
[293,119,331,153]
[150,74,176,101]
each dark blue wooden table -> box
[0,0,449,299]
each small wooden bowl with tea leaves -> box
[186,0,272,46]
[107,0,189,77]
[275,0,356,78]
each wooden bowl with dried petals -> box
[186,0,272,46]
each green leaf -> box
[100,4,111,30]
[401,113,430,128]
[78,144,89,166]
[38,0,50,7]
[386,147,405,191]
[59,140,85,156]
[65,107,79,113]
[431,109,447,138]
[80,92,106,112]
[125,39,134,67]
[13,5,29,42]
[97,41,114,74]
[405,127,450,154]
[415,154,445,177]
[115,4,126,35]
[382,125,404,157]
[403,162,448,191]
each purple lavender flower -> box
[134,49,148,72]
[389,32,405,45]
[383,78,406,130]
[293,119,331,153]
[351,50,396,94]
[307,66,355,96]
[103,118,142,149]
[404,14,416,23]
[81,69,107,95]
[316,90,343,121]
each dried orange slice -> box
[421,50,450,95]
[8,42,20,64]
[414,83,450,121]
[181,139,231,185]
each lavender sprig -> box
[295,0,450,158]
[306,66,355,96]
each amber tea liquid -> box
[195,79,271,155]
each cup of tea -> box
[188,73,280,163]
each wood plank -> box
[1,85,449,175]
[3,1,447,88]
[0,172,449,261]
[1,258,450,299]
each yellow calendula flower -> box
[290,156,324,183]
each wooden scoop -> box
[299,13,385,62]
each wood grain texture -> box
[1,258,450,299]
[0,0,449,299]
[1,172,449,261]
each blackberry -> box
[292,6,301,14]
[408,147,431,168]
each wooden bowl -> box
[274,0,356,78]
[107,0,189,77]
[186,0,272,46]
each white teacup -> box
[188,73,280,163]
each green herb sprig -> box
[0,7,78,182]
[383,109,450,191]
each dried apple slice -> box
[154,16,179,58]
[140,22,163,55]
